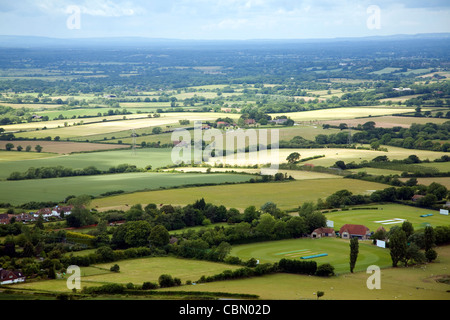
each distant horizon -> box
[1,31,449,42]
[1,1,449,41]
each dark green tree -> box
[389,228,407,267]
[349,237,359,273]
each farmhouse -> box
[339,224,371,240]
[0,268,25,285]
[34,205,73,220]
[311,227,335,239]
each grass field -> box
[0,150,57,161]
[90,178,387,212]
[324,204,450,232]
[8,256,242,293]
[159,244,450,300]
[0,140,128,154]
[230,237,391,274]
[0,148,174,180]
[0,172,254,205]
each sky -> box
[0,0,449,40]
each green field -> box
[91,178,387,211]
[230,237,391,274]
[159,244,450,300]
[324,204,450,232]
[0,148,174,180]
[0,172,254,205]
[0,150,56,162]
[10,256,242,293]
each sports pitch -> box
[230,237,392,274]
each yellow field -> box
[276,107,426,122]
[165,167,343,181]
[206,145,449,167]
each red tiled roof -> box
[339,224,370,236]
[313,227,335,234]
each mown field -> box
[230,237,391,274]
[0,172,254,205]
[159,244,450,300]
[9,256,242,293]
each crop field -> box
[0,172,254,205]
[323,115,449,128]
[272,107,425,122]
[90,178,387,212]
[399,177,450,188]
[207,145,449,168]
[230,237,391,274]
[324,204,449,231]
[158,244,450,300]
[166,167,343,181]
[11,112,239,139]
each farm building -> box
[339,224,371,240]
[0,213,36,224]
[311,227,335,239]
[0,269,25,285]
[34,205,73,220]
[411,195,425,202]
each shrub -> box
[315,263,335,277]
[110,264,120,272]
[142,281,159,290]
[158,274,175,288]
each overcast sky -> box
[0,0,449,39]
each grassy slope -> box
[91,178,387,211]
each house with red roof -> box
[311,227,335,239]
[0,268,26,285]
[339,224,371,240]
